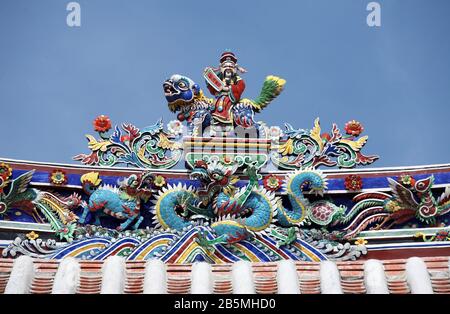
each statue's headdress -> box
[216,51,247,74]
[220,51,238,64]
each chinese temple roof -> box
[0,53,449,296]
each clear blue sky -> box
[0,0,449,167]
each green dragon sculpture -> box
[151,159,347,249]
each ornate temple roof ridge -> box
[0,53,448,276]
[2,157,450,175]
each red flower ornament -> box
[344,120,364,137]
[263,175,282,192]
[93,115,112,133]
[344,175,363,191]
[399,175,416,187]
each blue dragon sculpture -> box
[163,74,285,135]
[151,159,347,249]
[78,171,154,231]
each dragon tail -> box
[249,75,286,112]
[277,169,327,227]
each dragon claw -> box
[271,227,297,247]
[195,231,216,252]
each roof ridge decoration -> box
[0,53,448,264]
[73,56,378,171]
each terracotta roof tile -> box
[0,256,449,294]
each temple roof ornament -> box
[0,54,448,274]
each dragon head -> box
[118,171,155,202]
[190,160,209,182]
[190,160,239,199]
[191,160,237,185]
[163,74,202,115]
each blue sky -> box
[0,0,449,167]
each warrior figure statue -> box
[204,51,247,135]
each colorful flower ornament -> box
[50,170,68,185]
[263,174,282,192]
[354,238,368,245]
[93,115,112,133]
[26,231,39,240]
[0,163,12,180]
[399,174,416,187]
[154,175,167,188]
[268,126,283,141]
[167,120,184,136]
[344,174,363,191]
[344,120,364,137]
